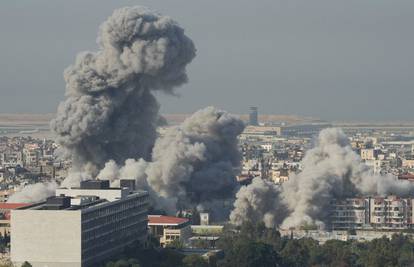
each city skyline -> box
[2,3,414,266]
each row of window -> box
[82,195,148,223]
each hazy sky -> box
[0,0,413,121]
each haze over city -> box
[1,2,414,267]
[1,1,414,121]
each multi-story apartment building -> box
[370,196,412,229]
[11,180,149,267]
[331,198,370,230]
[331,196,414,230]
[360,148,378,161]
[1,150,23,166]
[23,144,40,167]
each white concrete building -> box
[11,180,149,267]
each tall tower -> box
[249,106,258,126]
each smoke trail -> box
[51,6,196,186]
[230,128,414,229]
[8,182,57,203]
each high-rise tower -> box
[249,106,258,126]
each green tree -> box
[358,236,398,267]
[21,262,32,267]
[316,240,356,267]
[220,240,280,267]
[166,238,184,249]
[280,238,317,267]
[183,255,208,267]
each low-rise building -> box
[148,215,191,247]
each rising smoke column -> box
[145,107,244,216]
[96,106,245,217]
[280,128,367,228]
[230,128,414,229]
[280,128,414,228]
[230,177,287,228]
[51,6,196,187]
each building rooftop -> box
[16,191,148,211]
[148,215,189,226]
[398,174,414,180]
[0,203,31,210]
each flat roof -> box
[57,187,123,190]
[148,215,189,226]
[19,198,107,211]
[0,203,31,210]
[15,191,148,211]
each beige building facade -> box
[11,181,149,267]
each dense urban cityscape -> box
[2,1,414,267]
[1,108,414,266]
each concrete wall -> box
[11,210,82,267]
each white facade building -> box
[11,180,149,267]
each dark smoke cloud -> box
[98,106,245,218]
[9,6,245,220]
[50,6,196,186]
[146,106,245,216]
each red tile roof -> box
[398,174,414,180]
[0,203,31,210]
[148,215,189,226]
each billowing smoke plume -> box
[50,6,196,186]
[230,177,286,228]
[2,4,260,223]
[97,106,245,218]
[8,182,57,203]
[146,106,244,216]
[9,6,245,215]
[280,128,370,228]
[9,6,197,202]
[230,128,414,229]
